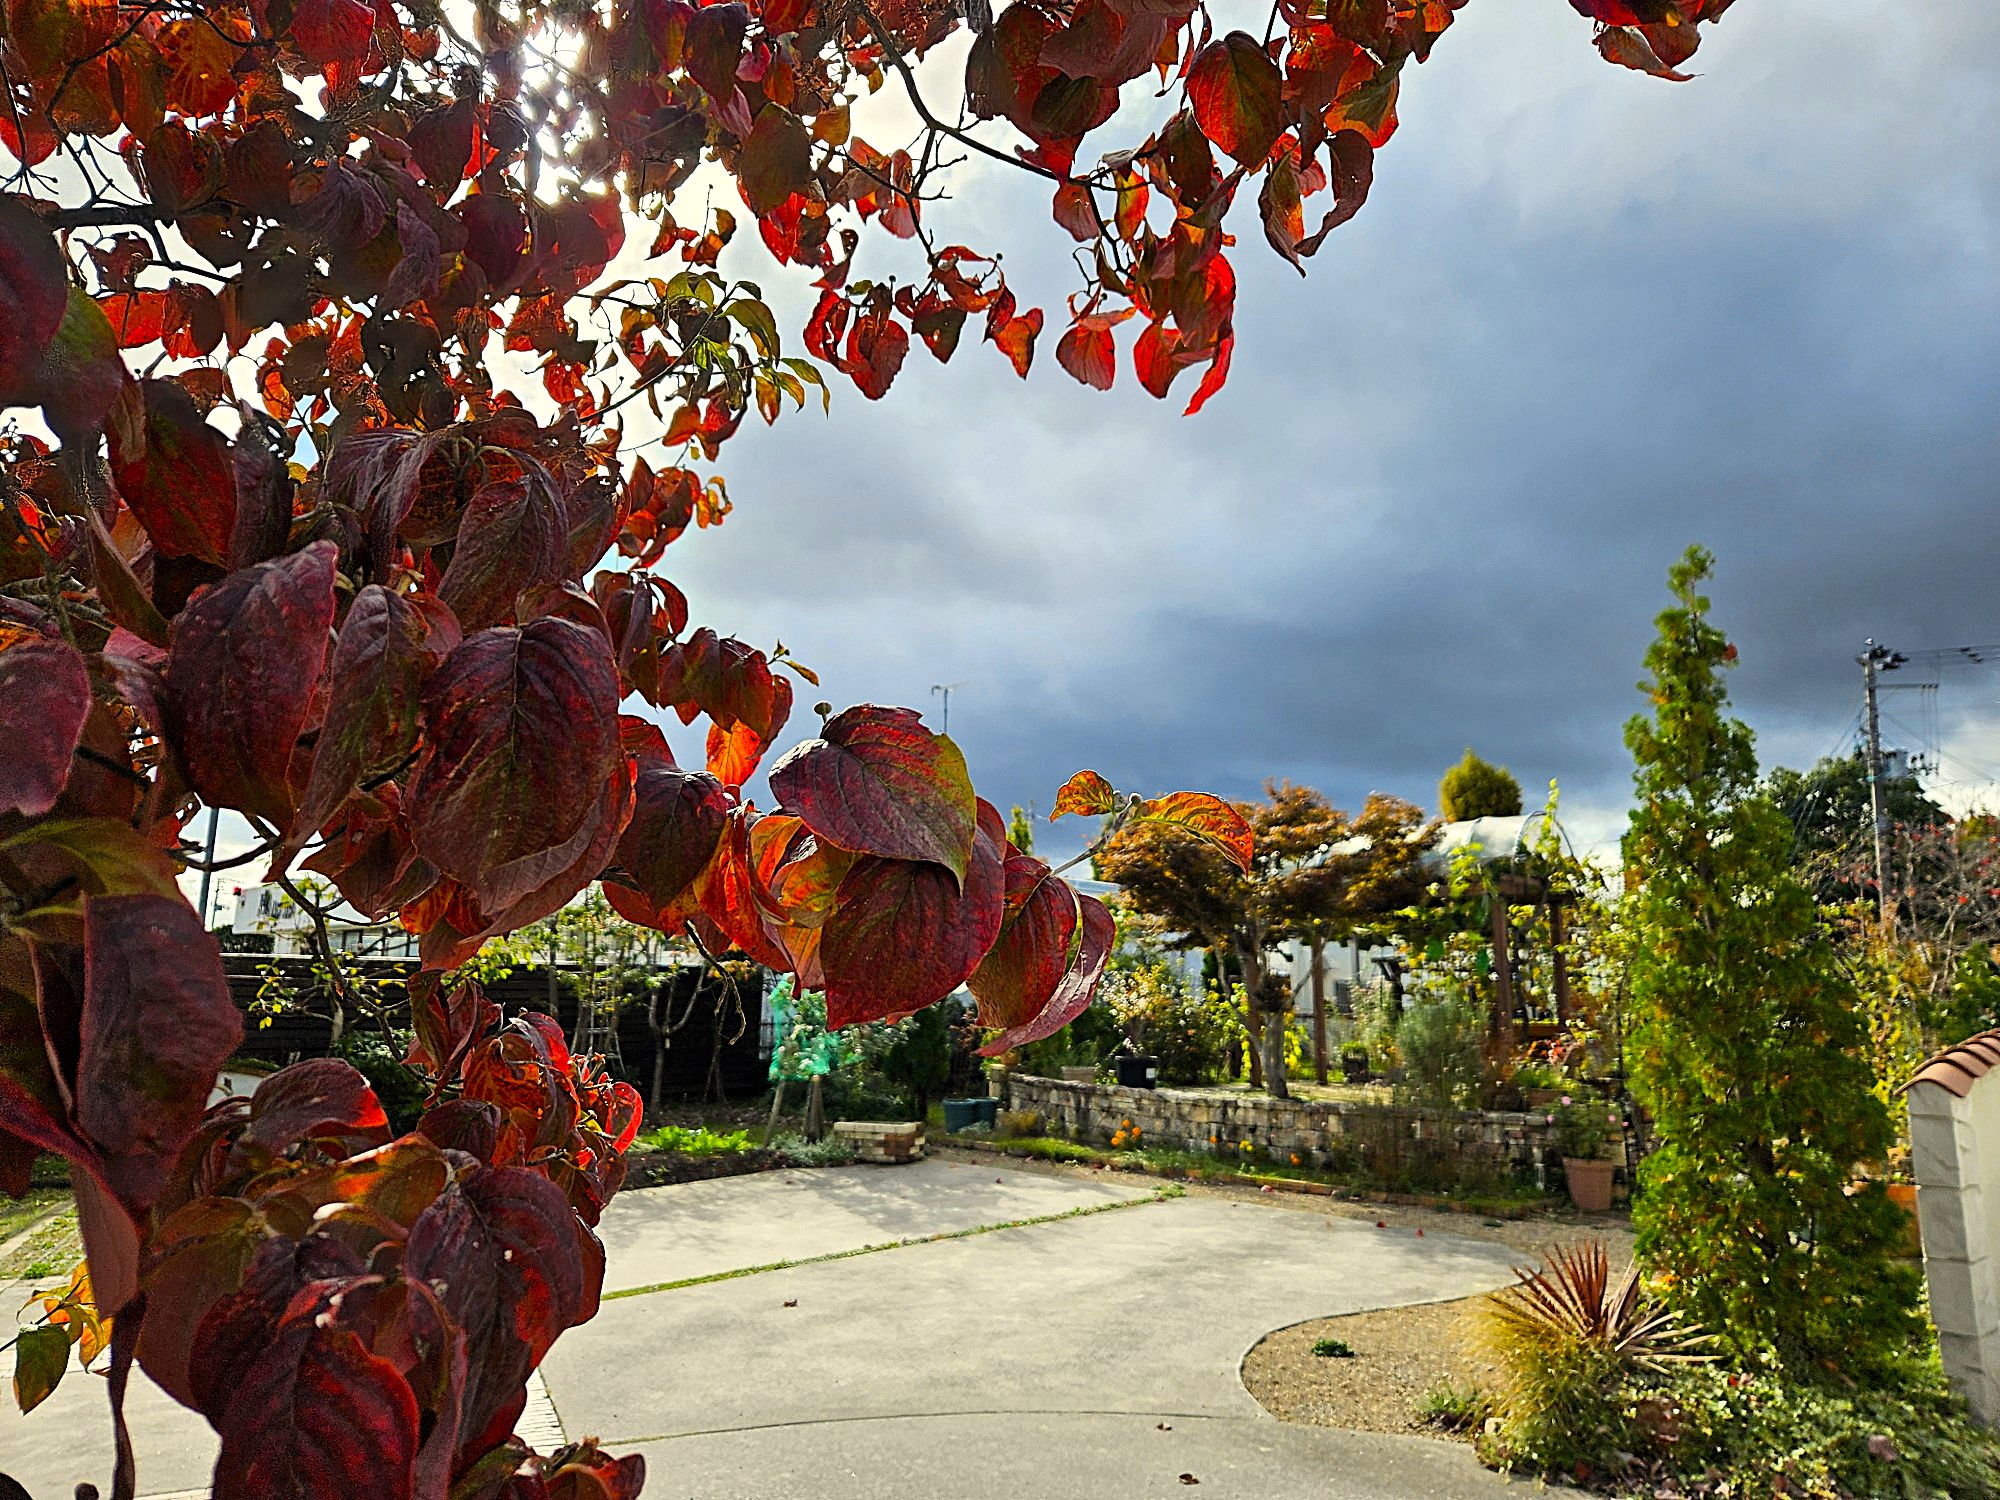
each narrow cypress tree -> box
[1624,547,1920,1376]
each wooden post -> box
[763,1077,787,1147]
[1488,886,1517,1063]
[1549,902,1572,1026]
[1310,933,1329,1086]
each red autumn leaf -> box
[739,104,814,217]
[232,1058,392,1163]
[288,0,378,69]
[991,308,1043,378]
[99,288,168,347]
[77,893,243,1214]
[602,760,730,926]
[1596,24,1694,79]
[210,1310,421,1500]
[0,197,67,405]
[1056,318,1117,390]
[1187,33,1283,167]
[405,972,501,1079]
[1297,131,1374,257]
[437,476,569,632]
[845,307,908,399]
[33,284,132,444]
[1050,769,1117,820]
[706,716,772,788]
[110,378,237,564]
[1183,329,1234,416]
[292,586,459,857]
[976,886,1115,1055]
[769,704,978,884]
[403,1165,598,1447]
[460,192,528,287]
[156,16,238,119]
[1052,181,1098,242]
[653,628,791,740]
[163,541,340,828]
[407,618,624,915]
[409,99,476,187]
[0,628,89,817]
[967,854,1077,1032]
[820,803,1007,1027]
[1259,151,1305,270]
[1136,790,1256,872]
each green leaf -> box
[14,1322,71,1413]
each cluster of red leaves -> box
[0,0,1735,1492]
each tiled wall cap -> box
[1906,1030,2000,1099]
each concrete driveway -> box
[541,1156,1553,1499]
[1,1156,1558,1499]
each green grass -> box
[1312,1337,1356,1358]
[633,1124,755,1156]
[603,1185,1180,1300]
[1417,1379,1487,1431]
[0,1202,81,1280]
[0,1186,70,1245]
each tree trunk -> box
[1262,1006,1290,1101]
[1310,933,1329,1086]
[763,1077,787,1147]
[804,1074,825,1142]
[646,988,667,1117]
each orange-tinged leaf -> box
[1051,770,1116,820]
[1055,320,1115,390]
[1135,790,1254,872]
[1187,33,1282,167]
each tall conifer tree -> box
[1625,548,1919,1374]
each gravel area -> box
[1243,1296,1501,1438]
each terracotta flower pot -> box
[1564,1156,1616,1212]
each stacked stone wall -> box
[1001,1074,1573,1188]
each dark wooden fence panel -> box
[224,957,770,1104]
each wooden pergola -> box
[1484,871,1577,1059]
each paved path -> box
[1,1157,1562,1498]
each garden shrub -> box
[1394,990,1486,1111]
[1474,1240,1707,1475]
[1483,1355,2000,1499]
[333,1027,428,1133]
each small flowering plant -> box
[1551,1094,1622,1160]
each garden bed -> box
[623,1147,791,1188]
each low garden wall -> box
[1002,1073,1578,1190]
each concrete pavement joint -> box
[607,1408,1237,1446]
[601,1185,1182,1300]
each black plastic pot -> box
[1115,1055,1159,1089]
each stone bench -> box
[832,1121,926,1164]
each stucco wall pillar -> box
[1909,1037,2000,1425]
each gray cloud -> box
[654,0,2000,861]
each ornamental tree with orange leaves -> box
[0,0,1739,1493]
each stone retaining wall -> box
[1001,1073,1576,1189]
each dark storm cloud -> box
[665,0,2000,859]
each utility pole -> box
[1859,639,1904,929]
[929,680,967,735]
[194,804,220,930]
